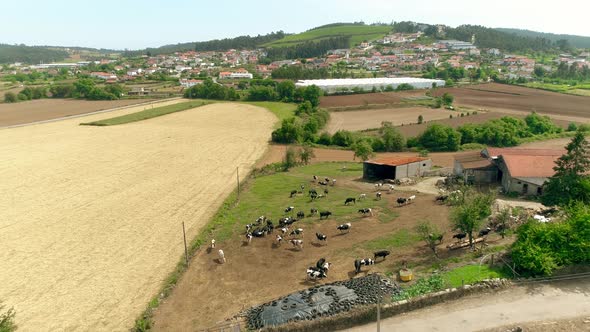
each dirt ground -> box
[0,103,275,331]
[435,83,590,123]
[0,98,158,127]
[320,90,422,108]
[345,278,590,332]
[325,107,456,134]
[152,183,454,331]
[257,144,475,169]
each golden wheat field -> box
[0,101,275,331]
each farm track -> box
[0,102,275,331]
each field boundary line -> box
[0,97,181,130]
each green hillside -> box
[496,28,590,49]
[264,24,392,48]
[0,44,69,64]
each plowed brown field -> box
[0,98,158,127]
[0,103,275,331]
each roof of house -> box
[366,157,429,167]
[501,154,559,178]
[454,152,494,170]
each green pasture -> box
[264,25,391,48]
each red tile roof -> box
[501,155,559,178]
[366,157,429,167]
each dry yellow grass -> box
[0,101,275,331]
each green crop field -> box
[264,25,392,48]
[442,265,511,287]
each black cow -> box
[290,190,298,198]
[374,250,390,261]
[319,211,332,219]
[297,211,305,219]
[252,229,266,237]
[316,258,326,270]
[478,227,492,237]
[315,232,327,244]
[285,206,295,213]
[435,195,449,203]
[344,197,356,205]
[452,232,467,241]
[308,189,318,196]
[397,197,407,206]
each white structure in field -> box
[295,78,445,94]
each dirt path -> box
[0,102,275,331]
[343,278,590,332]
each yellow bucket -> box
[399,268,413,282]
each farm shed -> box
[296,78,445,94]
[453,152,498,184]
[363,157,432,180]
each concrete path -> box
[342,278,590,332]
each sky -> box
[1,0,589,50]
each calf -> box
[313,175,318,182]
[452,232,467,241]
[218,249,226,264]
[279,227,289,235]
[246,232,253,244]
[387,184,395,192]
[245,223,253,233]
[331,179,336,186]
[396,197,407,206]
[296,211,305,219]
[408,195,416,203]
[285,206,295,213]
[337,223,351,233]
[375,183,383,190]
[358,208,373,216]
[319,211,332,220]
[376,192,382,200]
[478,227,492,237]
[275,234,283,245]
[354,258,374,273]
[290,239,303,250]
[315,232,327,244]
[210,239,216,249]
[344,197,356,205]
[290,190,298,198]
[310,208,318,216]
[374,250,390,261]
[358,193,367,201]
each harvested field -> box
[320,90,423,108]
[325,107,453,134]
[0,98,159,127]
[152,162,454,331]
[435,83,590,123]
[0,103,275,331]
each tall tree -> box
[451,192,494,248]
[542,130,590,206]
[415,221,444,258]
[352,140,374,161]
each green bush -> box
[567,123,578,132]
[318,132,332,145]
[0,302,16,332]
[3,92,17,103]
[331,130,356,147]
[418,123,461,152]
[511,204,590,276]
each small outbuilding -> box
[363,157,432,180]
[453,152,498,184]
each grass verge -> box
[441,264,511,288]
[81,100,209,126]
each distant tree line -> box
[124,32,287,56]
[0,44,68,64]
[4,80,125,103]
[271,66,330,80]
[266,37,351,60]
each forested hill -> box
[0,44,69,64]
[124,31,287,56]
[495,28,590,49]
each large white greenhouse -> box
[295,78,445,94]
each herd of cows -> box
[210,174,425,282]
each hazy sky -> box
[1,0,589,49]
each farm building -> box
[363,157,432,180]
[453,148,564,195]
[295,78,445,94]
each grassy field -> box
[245,101,297,124]
[442,265,511,288]
[201,161,396,242]
[80,100,209,126]
[264,25,392,48]
[363,229,420,250]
